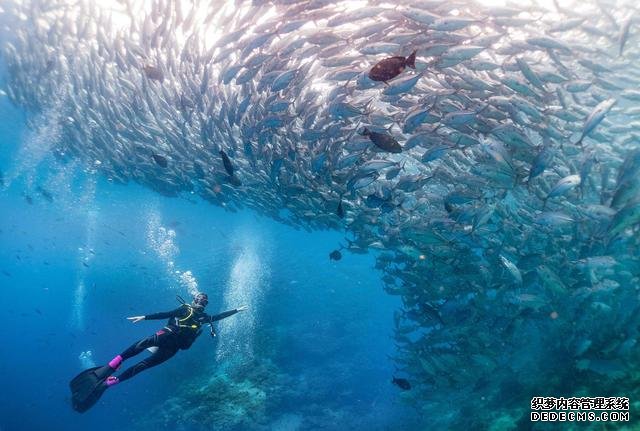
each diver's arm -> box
[209,306,248,322]
[132,307,187,321]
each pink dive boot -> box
[105,376,119,387]
[108,355,123,370]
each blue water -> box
[0,97,415,430]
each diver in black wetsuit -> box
[107,292,248,385]
[69,293,247,413]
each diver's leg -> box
[120,333,159,359]
[114,347,178,383]
[109,330,166,370]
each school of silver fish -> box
[1,0,639,427]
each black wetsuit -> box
[116,305,239,382]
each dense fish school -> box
[1,0,640,428]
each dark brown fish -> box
[329,249,342,261]
[368,50,417,82]
[36,186,53,203]
[143,65,164,81]
[392,376,411,390]
[361,128,402,153]
[152,154,168,168]
[337,197,345,219]
[219,150,234,176]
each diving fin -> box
[69,364,113,413]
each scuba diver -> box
[70,292,247,413]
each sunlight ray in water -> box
[216,228,270,362]
[146,206,200,296]
[70,181,97,331]
[71,279,86,330]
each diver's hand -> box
[127,316,145,323]
[236,305,249,312]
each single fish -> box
[347,170,379,190]
[527,146,554,184]
[143,65,164,81]
[329,249,342,261]
[392,376,411,390]
[36,186,54,203]
[336,197,345,219]
[152,154,168,168]
[544,174,581,207]
[361,128,402,153]
[382,70,425,95]
[219,149,235,176]
[575,99,616,146]
[385,161,406,180]
[536,211,574,226]
[359,159,399,173]
[500,254,522,285]
[618,15,633,56]
[368,50,416,82]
